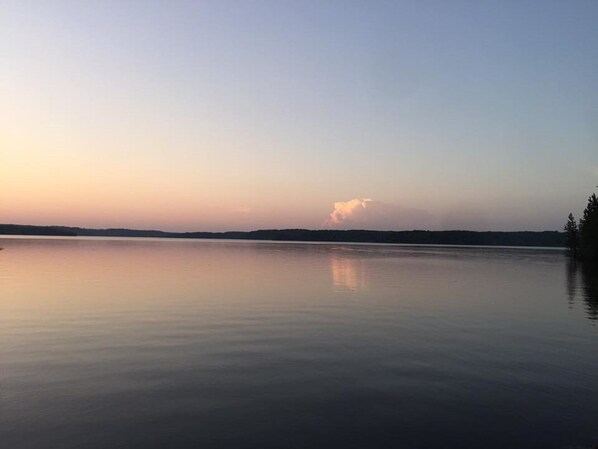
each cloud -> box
[322,198,435,230]
[323,198,373,227]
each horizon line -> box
[0,223,564,234]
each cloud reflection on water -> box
[330,255,367,292]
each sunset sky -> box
[2,1,597,231]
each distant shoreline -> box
[0,224,565,248]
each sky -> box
[1,0,597,232]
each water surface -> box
[1,237,597,448]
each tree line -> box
[564,190,598,261]
[0,224,566,247]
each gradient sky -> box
[2,1,597,231]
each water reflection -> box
[330,255,367,291]
[566,259,598,321]
[580,263,598,320]
[566,259,578,307]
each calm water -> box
[1,237,597,449]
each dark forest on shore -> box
[0,224,565,247]
[564,191,598,261]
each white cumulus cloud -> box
[323,198,373,227]
[322,198,435,230]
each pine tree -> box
[579,192,598,261]
[564,213,578,255]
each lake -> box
[1,237,597,448]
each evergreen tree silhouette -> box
[579,192,598,261]
[563,213,579,256]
